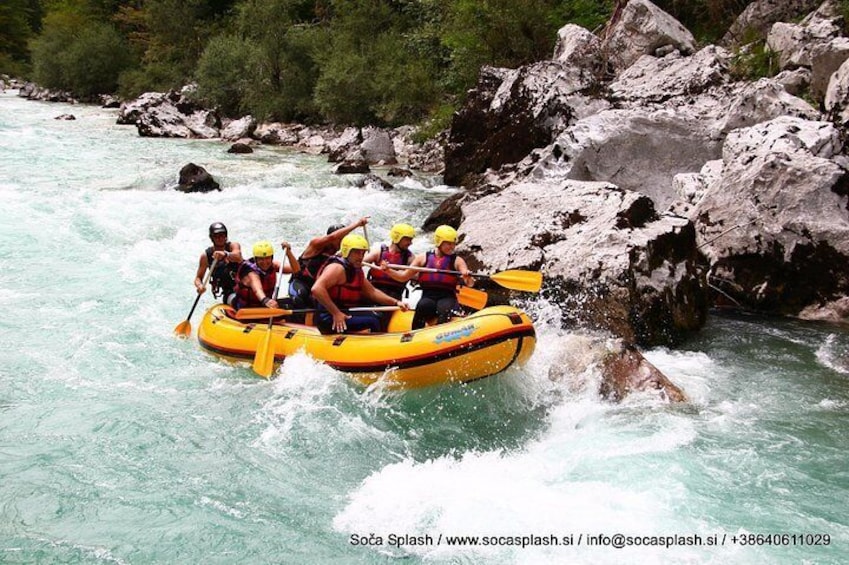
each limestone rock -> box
[458,179,708,346]
[692,116,849,317]
[601,0,696,73]
[722,0,821,46]
[444,62,607,186]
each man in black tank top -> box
[195,222,242,305]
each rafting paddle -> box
[252,255,287,379]
[382,263,543,293]
[458,286,488,310]
[174,258,218,338]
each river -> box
[1,91,847,564]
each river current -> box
[1,92,847,564]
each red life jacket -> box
[317,256,364,308]
[418,251,458,291]
[367,244,412,289]
[235,258,277,307]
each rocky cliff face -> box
[437,0,849,345]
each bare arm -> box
[363,248,380,265]
[454,256,474,288]
[301,217,369,258]
[210,241,243,265]
[280,241,300,274]
[384,252,426,283]
[244,272,267,303]
[194,253,209,293]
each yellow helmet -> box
[340,234,369,258]
[434,225,458,246]
[389,223,416,244]
[253,240,274,258]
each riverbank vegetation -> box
[2,0,752,130]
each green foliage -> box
[20,0,626,131]
[225,0,325,121]
[729,39,778,81]
[412,102,454,143]
[0,0,38,74]
[30,9,130,95]
[195,34,261,116]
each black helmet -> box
[209,222,228,238]
[326,224,345,235]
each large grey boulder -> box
[360,127,397,165]
[117,90,221,138]
[691,116,849,319]
[609,46,733,106]
[712,78,821,134]
[766,1,842,70]
[458,179,708,346]
[601,0,695,73]
[809,37,849,101]
[527,109,724,211]
[221,115,256,141]
[443,61,607,186]
[825,57,849,124]
[253,122,300,145]
[722,0,821,46]
[553,24,604,74]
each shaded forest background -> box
[1,0,753,131]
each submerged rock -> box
[176,163,220,193]
[548,334,687,403]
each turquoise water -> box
[1,92,848,564]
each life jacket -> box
[316,256,364,308]
[292,252,332,287]
[418,251,458,291]
[367,244,412,289]
[205,242,237,297]
[234,258,278,308]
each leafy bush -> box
[30,11,129,96]
[729,39,778,81]
[196,34,261,116]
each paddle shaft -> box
[382,262,484,279]
[186,257,218,321]
[252,254,288,378]
[235,305,399,320]
[376,262,542,293]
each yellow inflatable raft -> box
[197,304,536,388]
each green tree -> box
[195,33,261,116]
[30,9,130,96]
[197,0,325,121]
[441,0,597,95]
[0,0,38,75]
[313,0,441,125]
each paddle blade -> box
[490,270,543,293]
[174,320,191,338]
[458,286,488,310]
[252,326,275,379]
